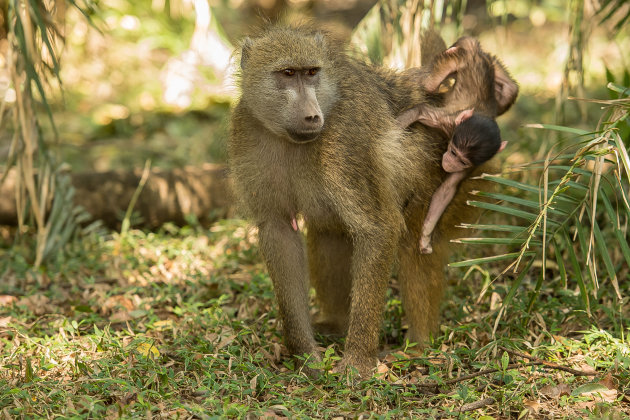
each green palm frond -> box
[452,88,630,326]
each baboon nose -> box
[305,115,321,124]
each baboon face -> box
[442,113,503,172]
[425,37,518,117]
[239,29,338,144]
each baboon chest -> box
[253,141,338,225]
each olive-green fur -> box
[229,25,517,376]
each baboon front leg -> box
[339,231,397,377]
[257,220,318,361]
[397,235,446,345]
[307,231,353,336]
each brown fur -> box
[229,25,518,377]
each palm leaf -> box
[454,86,629,327]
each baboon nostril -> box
[305,115,321,124]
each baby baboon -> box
[229,26,518,377]
[397,107,505,253]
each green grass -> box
[1,221,628,418]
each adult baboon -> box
[229,26,518,376]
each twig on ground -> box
[435,397,496,418]
[460,397,495,412]
[384,356,450,366]
[414,350,597,389]
[416,362,540,388]
[498,346,598,376]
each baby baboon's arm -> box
[396,107,422,128]
[419,170,469,254]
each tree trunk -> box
[0,164,234,229]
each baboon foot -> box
[333,353,376,380]
[295,352,324,378]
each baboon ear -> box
[452,36,481,53]
[240,37,253,70]
[492,56,518,115]
[455,108,474,125]
[499,141,508,152]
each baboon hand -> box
[419,236,433,254]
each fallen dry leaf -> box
[0,316,12,327]
[599,373,616,390]
[575,400,596,410]
[136,342,160,359]
[582,387,617,403]
[17,294,53,315]
[540,383,571,399]
[0,295,17,306]
[261,410,287,420]
[577,363,597,374]
[524,400,541,413]
[102,295,135,313]
[109,311,133,323]
[375,363,389,377]
[215,334,237,351]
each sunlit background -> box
[2,0,623,172]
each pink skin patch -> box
[455,108,474,125]
[291,217,298,232]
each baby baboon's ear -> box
[240,37,253,70]
[492,56,519,115]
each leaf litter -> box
[0,220,627,418]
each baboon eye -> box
[283,69,296,76]
[438,75,456,93]
[307,68,320,76]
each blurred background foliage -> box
[0,0,628,331]
[2,0,625,171]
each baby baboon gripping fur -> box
[229,26,518,377]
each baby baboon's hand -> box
[419,236,433,254]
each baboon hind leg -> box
[397,235,448,345]
[307,230,353,336]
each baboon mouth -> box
[287,130,321,143]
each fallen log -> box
[0,164,234,229]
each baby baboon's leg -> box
[307,230,353,336]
